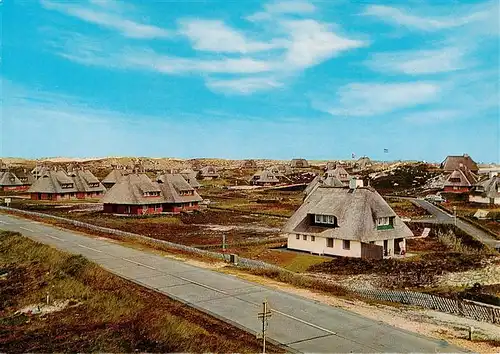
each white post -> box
[453,206,457,226]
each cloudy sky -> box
[2,0,499,162]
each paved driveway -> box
[0,213,464,353]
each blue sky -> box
[1,0,499,162]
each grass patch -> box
[283,253,331,273]
[0,231,281,353]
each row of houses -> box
[102,173,203,215]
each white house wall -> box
[287,233,362,258]
[287,234,399,257]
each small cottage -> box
[441,154,478,173]
[157,174,203,212]
[198,166,219,180]
[443,168,478,193]
[67,169,106,199]
[290,158,309,168]
[0,171,26,191]
[284,185,413,259]
[241,159,258,169]
[469,175,500,205]
[249,170,281,186]
[304,171,345,196]
[102,174,165,215]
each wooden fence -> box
[349,287,499,324]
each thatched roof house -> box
[28,169,105,200]
[198,166,219,180]
[102,173,203,215]
[443,167,478,193]
[102,174,164,214]
[469,175,500,205]
[330,166,351,183]
[0,171,26,191]
[304,171,345,196]
[157,174,203,212]
[290,158,309,168]
[241,159,258,169]
[354,156,372,170]
[16,169,35,186]
[31,165,50,180]
[249,170,281,186]
[285,185,413,258]
[67,169,106,197]
[441,154,478,173]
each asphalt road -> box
[0,213,464,353]
[411,198,500,249]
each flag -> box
[384,149,389,153]
[351,153,355,159]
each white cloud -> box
[178,19,284,53]
[363,2,499,34]
[282,20,367,68]
[41,0,170,39]
[366,47,470,75]
[247,0,315,21]
[314,82,441,117]
[205,76,284,94]
[55,36,275,74]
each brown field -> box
[386,198,431,219]
[0,231,281,353]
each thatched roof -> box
[284,186,413,242]
[241,159,257,168]
[67,170,106,193]
[329,167,350,183]
[445,168,478,187]
[102,174,164,205]
[0,171,23,187]
[471,175,500,198]
[156,174,203,204]
[102,169,127,185]
[180,169,201,188]
[198,166,219,178]
[304,171,345,196]
[28,170,78,194]
[249,170,281,184]
[290,158,309,168]
[15,169,35,185]
[441,154,478,172]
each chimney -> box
[349,177,357,190]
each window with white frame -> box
[327,238,334,248]
[314,214,336,225]
[303,235,307,241]
[377,217,390,226]
[311,236,315,242]
[296,235,300,240]
[343,240,350,250]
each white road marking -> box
[77,244,103,253]
[19,226,35,232]
[46,234,64,241]
[122,258,157,270]
[0,220,9,224]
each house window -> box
[296,235,300,240]
[303,235,307,241]
[311,236,315,242]
[343,240,350,250]
[327,238,334,248]
[314,214,336,226]
[377,217,394,230]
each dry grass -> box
[0,231,282,353]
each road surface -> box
[411,198,500,249]
[0,213,464,353]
